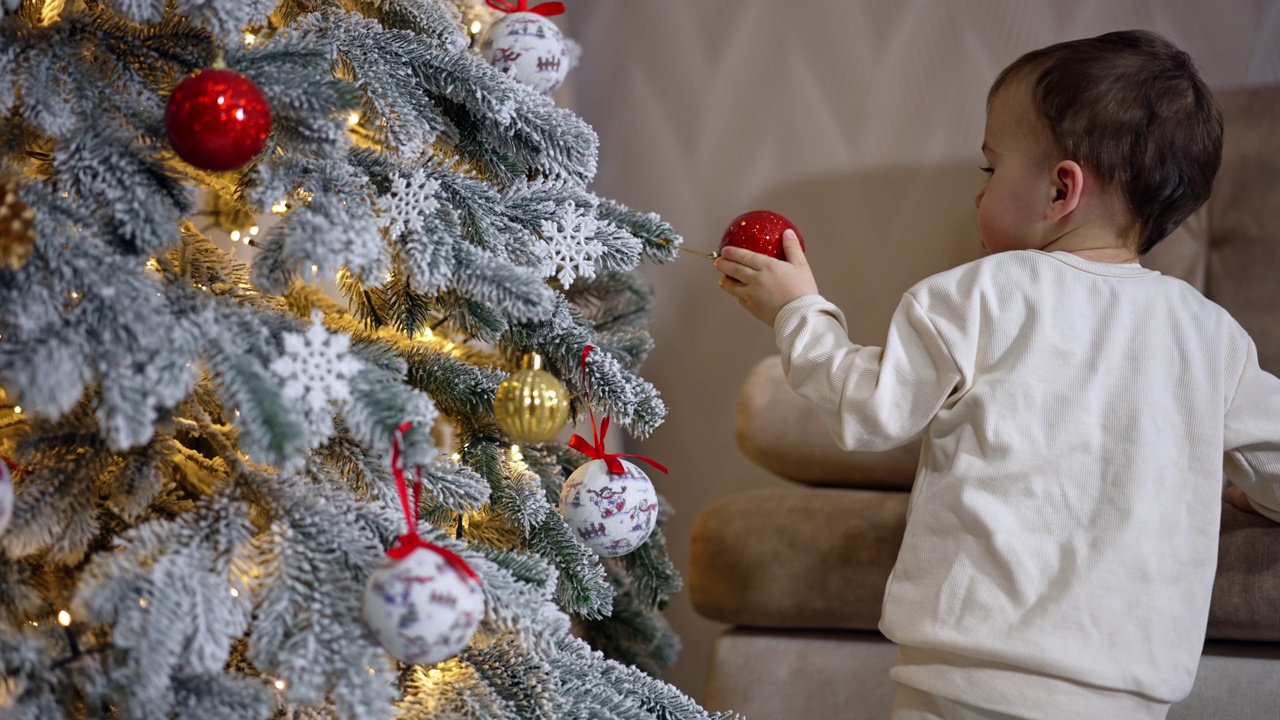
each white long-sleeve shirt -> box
[774,250,1280,718]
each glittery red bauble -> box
[719,210,805,260]
[165,68,271,172]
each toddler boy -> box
[716,30,1280,720]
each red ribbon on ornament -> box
[387,422,480,582]
[567,346,669,476]
[486,0,565,16]
[0,454,18,475]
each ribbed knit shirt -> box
[774,250,1280,718]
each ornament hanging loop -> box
[569,346,669,476]
[486,0,566,16]
[388,422,479,581]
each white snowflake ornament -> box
[268,311,362,442]
[378,169,441,239]
[558,458,659,557]
[538,202,601,288]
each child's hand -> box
[1224,484,1260,515]
[715,230,818,327]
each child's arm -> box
[1223,339,1280,523]
[716,232,962,451]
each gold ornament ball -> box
[0,173,36,272]
[493,354,570,445]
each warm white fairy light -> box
[249,225,259,236]
[451,452,461,462]
[229,587,240,598]
[12,406,21,415]
[138,598,149,608]
[310,264,319,276]
[271,200,289,214]
[57,610,71,627]
[230,230,241,242]
[348,112,361,126]
[244,32,256,46]
[469,20,483,34]
[274,679,286,690]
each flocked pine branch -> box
[0,0,726,717]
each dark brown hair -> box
[989,30,1223,254]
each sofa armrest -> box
[735,356,918,490]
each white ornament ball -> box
[0,462,11,536]
[362,545,485,665]
[479,12,570,95]
[558,458,659,557]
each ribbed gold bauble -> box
[493,353,570,444]
[0,173,36,272]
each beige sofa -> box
[690,84,1280,719]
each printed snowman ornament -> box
[559,457,660,557]
[362,422,484,665]
[362,543,485,665]
[559,345,669,558]
[479,1,570,95]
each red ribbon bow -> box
[486,0,565,16]
[567,346,669,476]
[388,422,480,582]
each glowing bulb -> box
[451,453,461,462]
[230,230,241,242]
[69,291,79,300]
[367,666,376,676]
[12,406,21,414]
[234,108,245,121]
[139,598,150,608]
[244,32,256,45]
[348,112,360,126]
[274,679,286,690]
[57,610,71,627]
[271,201,289,214]
[310,264,319,276]
[217,95,226,105]
[229,588,240,598]
[470,20,483,34]
[249,225,259,236]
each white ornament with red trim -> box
[0,460,12,536]
[479,1,570,95]
[559,457,659,558]
[362,423,485,665]
[558,345,668,557]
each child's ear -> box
[1046,160,1084,221]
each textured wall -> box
[564,0,1280,704]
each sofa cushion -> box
[691,486,1280,641]
[1209,505,1280,641]
[1203,85,1280,376]
[690,487,907,630]
[736,356,919,490]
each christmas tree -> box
[0,1,733,718]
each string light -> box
[57,610,71,627]
[274,679,286,690]
[28,621,38,627]
[229,588,240,598]
[271,200,289,214]
[12,406,21,414]
[347,112,361,126]
[244,32,256,46]
[469,20,483,34]
[451,452,461,463]
[249,225,259,236]
[510,445,523,462]
[230,230,241,242]
[138,598,149,608]
[310,264,319,276]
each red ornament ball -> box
[719,210,805,260]
[165,68,271,172]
